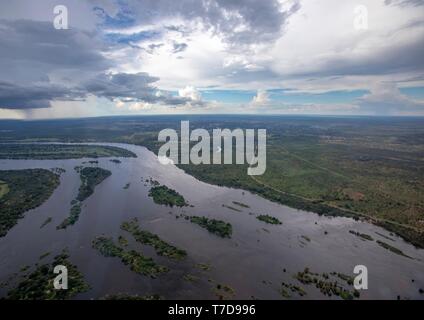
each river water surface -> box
[0,143,423,299]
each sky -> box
[0,0,424,119]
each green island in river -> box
[189,216,233,238]
[148,185,188,207]
[294,267,360,300]
[76,167,112,202]
[0,169,60,237]
[57,167,111,229]
[121,219,187,260]
[92,236,169,278]
[0,144,136,159]
[256,214,282,225]
[6,251,90,300]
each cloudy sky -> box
[0,0,423,119]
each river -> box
[0,143,423,299]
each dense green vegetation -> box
[0,169,60,237]
[256,214,282,225]
[56,204,81,230]
[1,115,423,247]
[92,236,168,277]
[295,268,359,300]
[56,167,111,229]
[281,282,307,298]
[148,185,187,207]
[121,219,187,260]
[118,235,128,247]
[189,216,232,238]
[76,167,111,202]
[0,144,136,159]
[6,251,90,300]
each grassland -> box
[0,144,136,159]
[0,169,60,237]
[173,117,424,248]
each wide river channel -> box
[0,143,423,299]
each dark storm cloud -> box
[0,1,299,110]
[0,19,109,109]
[0,80,83,109]
[81,72,205,107]
[0,19,110,84]
[0,19,203,109]
[81,72,162,103]
[0,71,202,109]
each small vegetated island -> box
[92,236,168,278]
[57,167,111,229]
[189,216,232,238]
[6,251,90,300]
[256,214,282,225]
[232,201,250,208]
[76,167,112,201]
[40,217,52,229]
[121,219,187,260]
[0,169,60,237]
[0,144,136,159]
[376,240,412,259]
[292,268,360,300]
[148,185,188,207]
[348,230,411,258]
[349,230,374,241]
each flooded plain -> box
[0,143,423,299]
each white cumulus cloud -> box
[178,86,202,101]
[251,89,270,106]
